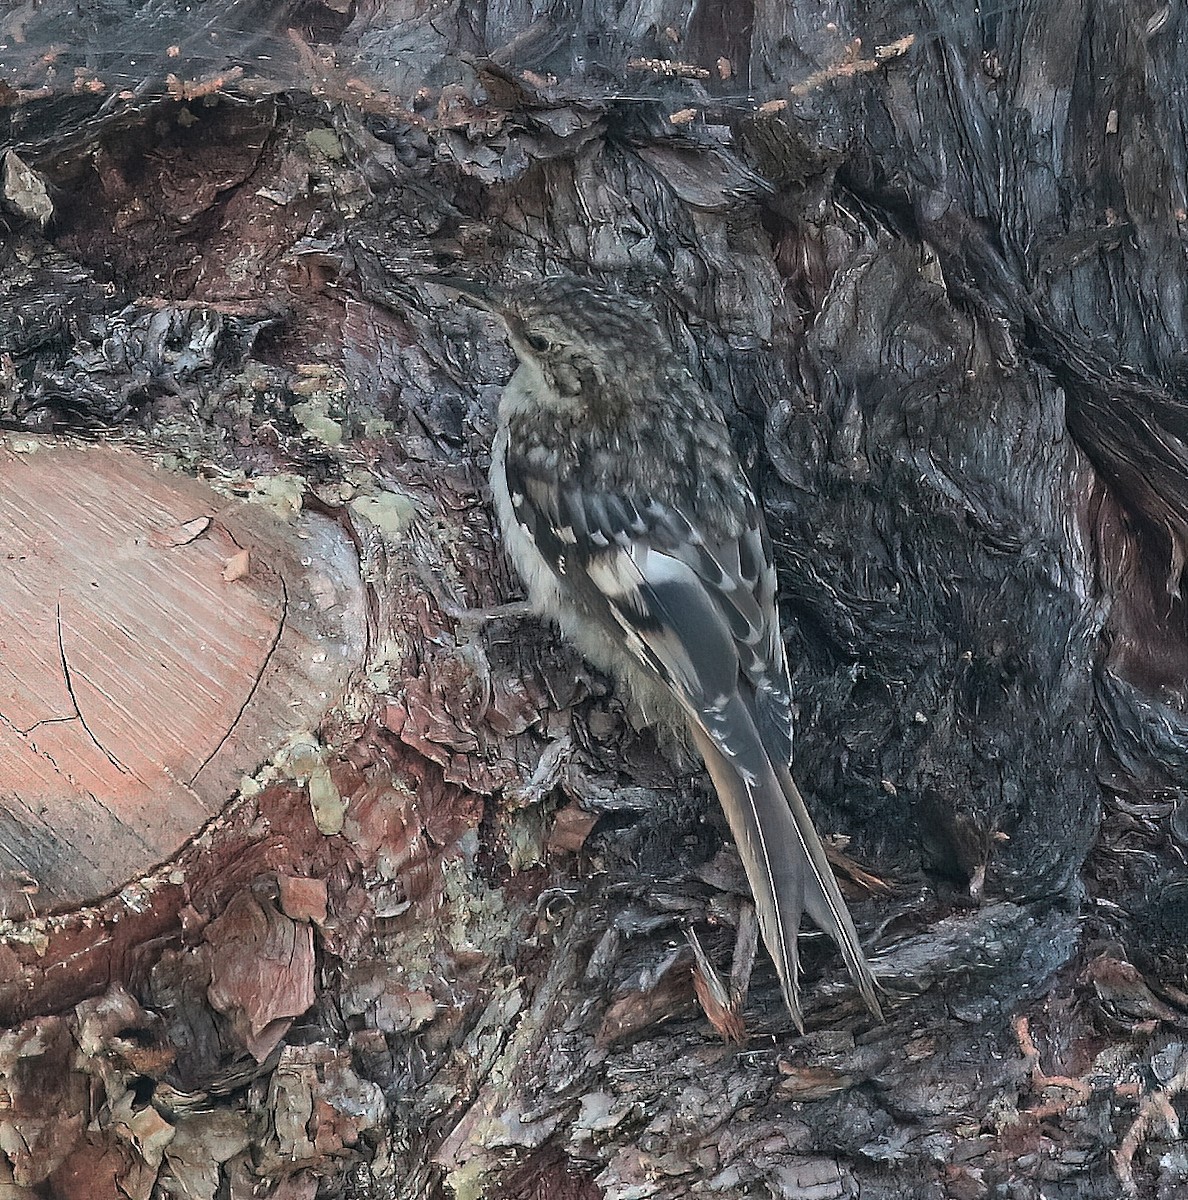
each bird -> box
[444,274,882,1030]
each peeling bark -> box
[2,1,1188,1197]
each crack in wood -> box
[186,575,291,787]
[0,707,104,809]
[55,597,131,776]
[17,716,76,735]
[0,703,76,737]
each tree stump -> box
[0,440,365,916]
[0,439,367,1023]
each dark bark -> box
[2,1,1188,1197]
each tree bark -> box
[2,1,1188,1197]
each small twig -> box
[687,926,746,1043]
[165,67,243,102]
[756,32,917,116]
[1013,1015,1093,1120]
[1114,1050,1188,1199]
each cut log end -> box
[0,439,367,918]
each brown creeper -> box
[448,275,881,1030]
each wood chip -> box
[222,548,250,581]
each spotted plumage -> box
[449,275,881,1030]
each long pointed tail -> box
[689,722,882,1030]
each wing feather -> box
[503,453,880,1025]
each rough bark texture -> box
[3,1,1188,1197]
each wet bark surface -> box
[2,1,1188,1197]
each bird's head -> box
[442,275,672,417]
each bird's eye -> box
[524,332,551,353]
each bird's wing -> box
[505,463,880,1026]
[513,466,790,747]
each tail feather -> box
[774,760,882,1021]
[689,718,881,1030]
